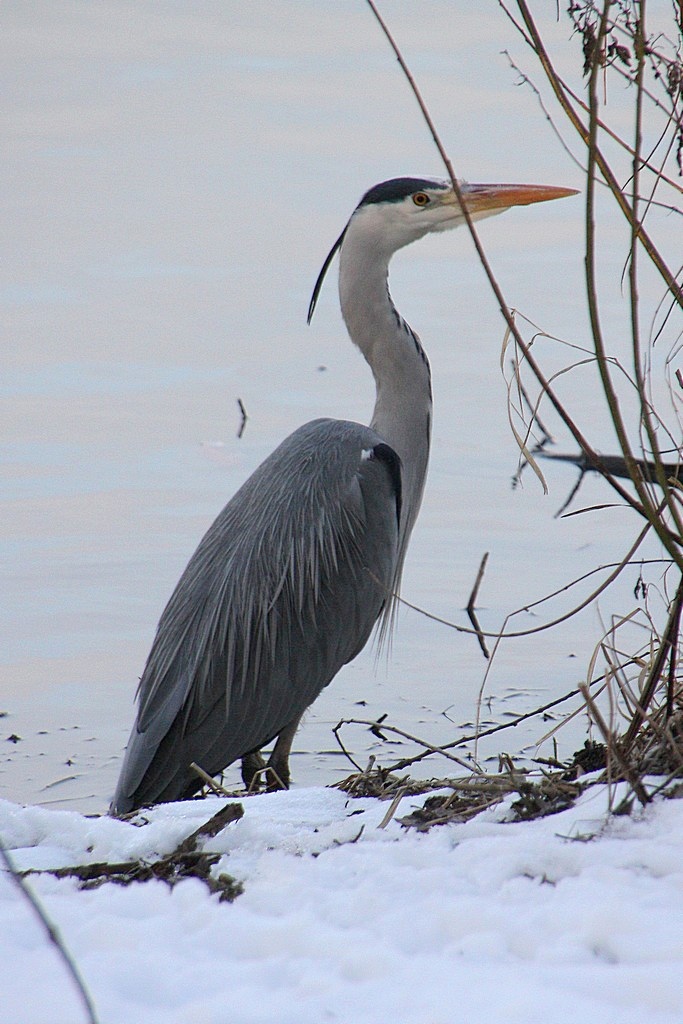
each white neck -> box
[338,218,433,577]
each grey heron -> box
[110,175,574,814]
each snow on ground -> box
[1,784,682,1024]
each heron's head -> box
[308,175,576,322]
[354,175,577,249]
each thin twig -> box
[0,837,99,1024]
[190,762,232,797]
[332,720,364,772]
[628,2,683,543]
[666,592,682,718]
[514,368,554,444]
[173,802,244,856]
[376,787,408,829]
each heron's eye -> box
[412,192,430,207]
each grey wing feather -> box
[111,418,401,812]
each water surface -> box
[2,3,674,812]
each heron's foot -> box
[265,753,290,792]
[242,714,300,793]
[241,750,266,791]
[241,750,288,792]
[265,714,301,791]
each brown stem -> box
[623,571,683,746]
[513,0,683,311]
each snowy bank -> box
[1,784,682,1024]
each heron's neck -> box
[338,233,432,553]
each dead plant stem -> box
[579,683,650,804]
[0,838,99,1024]
[511,0,683,311]
[629,3,683,540]
[624,570,683,745]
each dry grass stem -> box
[0,839,100,1024]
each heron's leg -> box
[241,749,266,790]
[266,714,303,792]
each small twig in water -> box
[466,551,490,659]
[336,717,478,773]
[333,719,366,772]
[236,397,248,439]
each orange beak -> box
[460,182,578,213]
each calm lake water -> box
[2,3,678,812]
